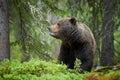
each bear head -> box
[48,17,77,41]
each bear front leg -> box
[77,45,94,73]
[58,43,75,69]
[80,58,93,73]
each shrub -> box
[0,59,85,80]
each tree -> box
[8,0,52,61]
[0,0,10,61]
[87,0,101,67]
[100,0,115,66]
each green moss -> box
[0,59,119,80]
[0,59,85,80]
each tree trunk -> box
[0,0,10,61]
[88,0,101,67]
[100,0,115,66]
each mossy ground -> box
[0,59,119,80]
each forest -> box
[0,0,120,80]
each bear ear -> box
[69,17,76,25]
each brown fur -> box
[48,17,96,73]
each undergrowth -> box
[0,59,119,80]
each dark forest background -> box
[0,0,120,67]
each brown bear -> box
[48,17,96,73]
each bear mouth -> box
[49,32,59,38]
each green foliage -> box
[85,70,120,80]
[8,0,56,60]
[0,59,85,80]
[0,59,119,80]
[41,0,70,16]
[114,31,120,64]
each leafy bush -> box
[86,69,120,80]
[0,59,119,80]
[0,59,85,80]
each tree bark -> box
[0,0,10,61]
[100,0,115,66]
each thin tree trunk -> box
[0,0,10,61]
[100,0,115,66]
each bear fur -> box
[48,17,96,72]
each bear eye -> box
[57,23,60,26]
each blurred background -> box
[0,0,120,66]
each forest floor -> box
[0,59,120,80]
